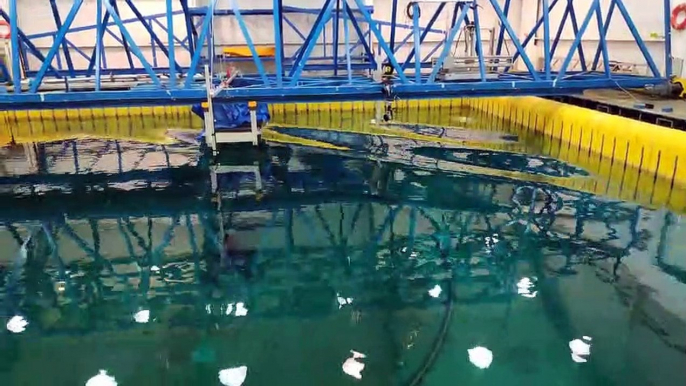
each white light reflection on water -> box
[6,315,28,333]
[235,302,248,317]
[428,285,442,298]
[569,337,592,363]
[337,293,353,309]
[133,310,150,324]
[218,366,248,386]
[468,346,493,369]
[516,277,538,298]
[85,370,117,386]
[342,350,366,379]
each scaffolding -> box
[0,0,673,109]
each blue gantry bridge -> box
[0,0,674,109]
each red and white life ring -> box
[672,4,686,30]
[0,21,10,40]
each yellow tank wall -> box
[269,97,686,213]
[0,106,203,145]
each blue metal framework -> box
[0,0,672,109]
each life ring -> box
[672,4,686,30]
[0,21,10,40]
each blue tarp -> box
[191,101,270,130]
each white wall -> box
[5,0,683,77]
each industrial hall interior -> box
[0,1,685,385]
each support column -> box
[519,0,540,72]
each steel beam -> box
[9,0,21,92]
[104,1,162,87]
[403,3,445,71]
[185,0,218,88]
[49,0,75,77]
[95,0,103,90]
[613,0,660,77]
[111,0,135,69]
[167,0,176,88]
[231,0,270,85]
[288,0,334,78]
[31,0,85,93]
[124,0,183,74]
[273,0,283,86]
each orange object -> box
[223,46,275,57]
[672,4,686,30]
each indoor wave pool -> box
[0,103,684,386]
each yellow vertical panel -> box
[668,184,686,209]
[650,173,673,207]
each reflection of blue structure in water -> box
[0,136,685,385]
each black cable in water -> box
[405,245,454,386]
[406,280,453,386]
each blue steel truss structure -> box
[0,0,674,109]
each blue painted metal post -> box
[273,0,283,86]
[87,8,110,75]
[550,4,570,57]
[558,1,597,80]
[488,0,540,80]
[288,0,334,77]
[231,0,270,85]
[412,3,421,83]
[614,0,660,77]
[403,3,445,70]
[103,1,162,87]
[543,0,551,80]
[96,0,102,91]
[390,0,398,52]
[53,37,63,70]
[593,0,611,77]
[343,0,352,83]
[289,0,336,85]
[278,0,284,76]
[351,0,409,82]
[591,0,616,71]
[167,0,176,88]
[0,9,62,77]
[185,0,217,88]
[150,22,158,67]
[506,0,559,72]
[567,0,588,71]
[429,4,469,83]
[31,0,84,93]
[333,0,340,75]
[472,3,487,82]
[9,0,20,93]
[49,0,75,77]
[495,0,511,56]
[110,0,134,69]
[179,0,195,56]
[344,6,376,65]
[124,0,182,74]
[665,0,672,77]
